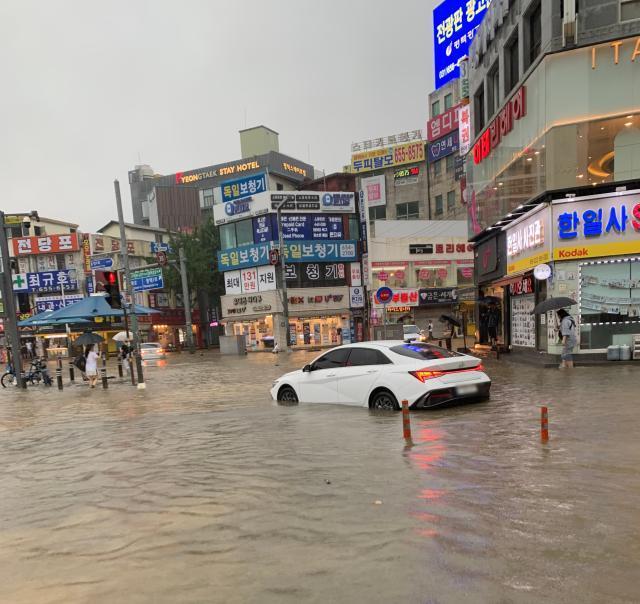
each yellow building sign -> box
[350,141,425,174]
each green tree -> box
[163,217,224,307]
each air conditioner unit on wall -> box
[563,0,578,47]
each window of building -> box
[396,201,419,220]
[431,100,441,117]
[200,188,214,209]
[444,93,453,110]
[505,33,520,94]
[220,223,236,250]
[447,190,456,209]
[488,62,500,117]
[435,195,443,216]
[348,215,359,239]
[369,205,387,221]
[621,0,640,20]
[433,159,442,177]
[527,2,542,67]
[446,155,455,174]
[474,85,485,134]
[235,219,254,247]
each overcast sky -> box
[2,0,437,231]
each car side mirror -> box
[303,364,313,372]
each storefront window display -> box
[371,266,409,290]
[231,316,274,349]
[372,262,469,290]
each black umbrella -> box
[439,314,461,327]
[74,332,105,346]
[530,297,577,315]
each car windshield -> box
[390,343,461,360]
[403,325,420,335]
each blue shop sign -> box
[218,240,358,271]
[252,214,344,243]
[427,131,459,162]
[433,0,491,89]
[13,269,79,294]
[253,214,277,244]
[35,295,84,313]
[221,173,266,203]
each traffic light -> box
[96,270,121,309]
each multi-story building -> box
[129,126,313,231]
[426,80,467,220]
[465,0,640,356]
[216,190,362,350]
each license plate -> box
[457,384,478,396]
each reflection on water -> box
[0,353,638,603]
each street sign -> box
[376,286,393,304]
[150,242,171,253]
[90,257,114,270]
[156,251,168,266]
[269,248,280,266]
[130,267,164,292]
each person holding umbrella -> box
[557,309,577,369]
[84,344,100,388]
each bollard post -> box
[56,355,63,390]
[129,355,136,386]
[402,399,413,445]
[117,356,123,378]
[101,353,108,389]
[541,406,549,442]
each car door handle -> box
[326,373,336,377]
[366,369,377,374]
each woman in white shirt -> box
[85,345,100,388]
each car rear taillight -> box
[474,363,484,371]
[409,369,446,382]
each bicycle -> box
[1,358,53,388]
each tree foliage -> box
[163,217,224,306]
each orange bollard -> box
[541,406,549,442]
[402,399,413,445]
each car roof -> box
[331,341,407,350]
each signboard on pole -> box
[90,257,114,270]
[131,267,164,292]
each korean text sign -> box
[427,131,459,162]
[12,233,80,256]
[505,208,551,275]
[351,141,425,174]
[217,241,358,271]
[552,194,640,260]
[433,0,492,89]
[13,270,79,293]
[35,295,84,313]
[427,103,461,142]
[130,267,164,292]
[221,173,267,203]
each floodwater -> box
[0,351,639,603]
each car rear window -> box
[390,343,460,360]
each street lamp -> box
[274,196,292,352]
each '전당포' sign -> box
[433,0,492,90]
[12,234,80,256]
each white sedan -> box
[140,342,166,360]
[270,341,491,410]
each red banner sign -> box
[473,86,526,165]
[12,233,80,256]
[427,103,462,142]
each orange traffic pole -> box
[402,399,413,445]
[541,406,549,442]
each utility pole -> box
[114,179,145,389]
[0,211,25,388]
[178,246,195,353]
[276,200,291,351]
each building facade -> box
[465,0,640,355]
[216,191,363,350]
[129,126,313,231]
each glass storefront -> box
[228,314,350,350]
[370,261,474,290]
[467,37,640,236]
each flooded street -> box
[0,352,639,603]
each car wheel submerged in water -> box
[370,390,399,411]
[277,386,298,403]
